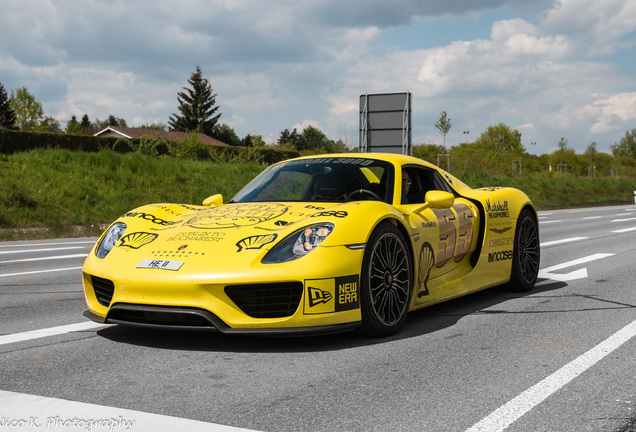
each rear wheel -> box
[357,223,412,337]
[506,209,540,292]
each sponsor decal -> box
[117,232,158,250]
[274,220,291,226]
[305,205,325,210]
[336,275,359,311]
[185,203,289,229]
[311,210,348,218]
[308,286,333,306]
[489,227,512,235]
[417,242,435,298]
[489,237,514,247]
[235,234,277,252]
[150,249,206,258]
[480,187,502,192]
[421,217,437,228]
[178,244,188,251]
[485,200,510,218]
[443,173,454,185]
[488,249,513,263]
[122,211,180,226]
[304,275,359,314]
[280,157,375,168]
[167,231,225,242]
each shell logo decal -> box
[118,232,159,250]
[235,234,277,252]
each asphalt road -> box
[1,204,635,432]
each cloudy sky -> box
[1,0,635,155]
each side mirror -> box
[202,194,224,207]
[412,191,455,214]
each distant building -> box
[94,126,229,147]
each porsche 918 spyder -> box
[82,153,540,337]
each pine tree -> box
[0,82,17,129]
[169,66,221,136]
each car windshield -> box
[231,157,394,204]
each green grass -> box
[1,149,635,240]
[0,149,264,240]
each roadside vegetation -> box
[2,71,636,240]
[1,148,635,241]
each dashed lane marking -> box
[0,266,84,278]
[0,254,88,265]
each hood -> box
[114,201,358,257]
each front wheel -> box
[506,209,540,292]
[357,223,412,337]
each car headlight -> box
[262,223,334,264]
[95,222,127,259]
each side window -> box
[402,166,456,204]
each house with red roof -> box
[94,126,229,147]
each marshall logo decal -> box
[485,200,510,218]
[117,232,158,250]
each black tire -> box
[506,209,540,292]
[357,223,413,337]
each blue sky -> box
[1,0,635,156]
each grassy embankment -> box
[1,149,635,240]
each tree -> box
[0,82,16,129]
[277,128,305,150]
[169,66,221,136]
[301,125,329,151]
[213,123,241,146]
[435,111,452,146]
[474,123,524,153]
[66,115,84,134]
[81,114,94,135]
[584,142,598,163]
[558,137,568,164]
[611,129,636,159]
[9,87,44,130]
[94,115,127,131]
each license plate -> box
[136,259,184,271]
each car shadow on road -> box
[96,279,612,353]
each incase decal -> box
[488,250,513,263]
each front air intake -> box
[91,276,114,307]
[225,282,303,318]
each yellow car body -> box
[82,153,540,337]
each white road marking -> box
[536,253,615,286]
[466,319,636,432]
[0,247,86,255]
[582,216,602,220]
[0,254,87,265]
[540,237,588,247]
[611,217,636,222]
[612,227,636,233]
[0,321,107,346]
[0,266,83,278]
[539,220,562,224]
[0,390,257,432]
[0,241,95,248]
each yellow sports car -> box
[82,153,539,337]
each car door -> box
[400,166,479,303]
